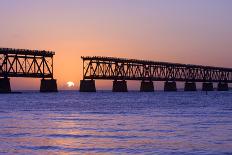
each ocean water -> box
[0,91,232,155]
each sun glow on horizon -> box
[67,81,75,88]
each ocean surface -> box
[0,91,232,155]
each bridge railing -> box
[0,48,55,56]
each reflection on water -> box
[0,91,232,154]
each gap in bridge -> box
[10,78,40,91]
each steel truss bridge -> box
[0,48,54,79]
[0,48,57,93]
[82,56,232,83]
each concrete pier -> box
[80,80,96,92]
[40,79,58,92]
[113,80,128,92]
[184,82,197,91]
[164,81,177,91]
[217,82,228,91]
[202,82,214,91]
[140,81,154,92]
[0,78,11,93]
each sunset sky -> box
[0,0,232,90]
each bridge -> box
[0,48,58,93]
[80,56,232,92]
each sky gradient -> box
[1,0,232,90]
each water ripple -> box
[0,91,232,154]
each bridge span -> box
[0,48,58,93]
[80,56,232,92]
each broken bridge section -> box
[0,48,58,93]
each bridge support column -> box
[202,82,214,91]
[217,82,228,91]
[40,79,58,92]
[0,78,11,93]
[184,82,197,91]
[140,81,154,92]
[80,80,96,92]
[113,80,128,92]
[164,81,177,91]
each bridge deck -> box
[0,48,55,57]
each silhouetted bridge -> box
[0,48,57,93]
[80,56,232,92]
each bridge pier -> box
[140,81,154,92]
[217,82,228,91]
[40,79,58,92]
[184,82,197,91]
[164,81,177,91]
[0,78,11,93]
[113,80,128,92]
[202,82,214,91]
[80,80,96,92]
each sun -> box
[67,81,75,88]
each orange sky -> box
[1,0,232,90]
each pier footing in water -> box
[202,82,214,91]
[140,81,154,92]
[184,82,197,91]
[164,81,177,91]
[80,80,96,92]
[217,82,228,91]
[40,79,58,92]
[113,80,128,92]
[0,78,11,93]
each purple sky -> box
[0,0,232,90]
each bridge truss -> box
[82,56,232,83]
[0,48,54,79]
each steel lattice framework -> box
[82,56,232,83]
[0,48,54,78]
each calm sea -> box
[0,91,232,155]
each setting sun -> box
[66,81,75,88]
